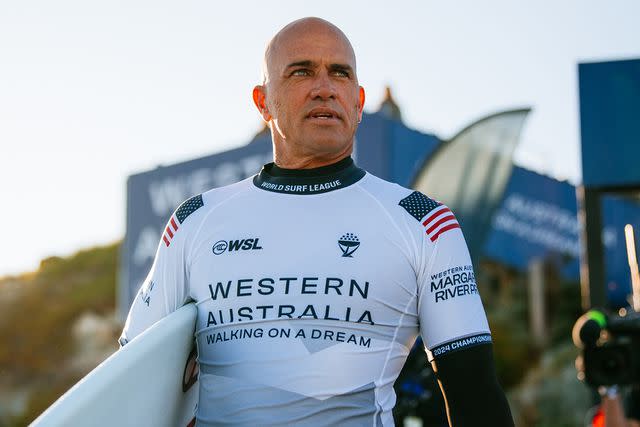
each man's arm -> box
[431,343,513,426]
[120,194,203,346]
[398,193,514,426]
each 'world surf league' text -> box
[260,179,342,193]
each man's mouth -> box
[307,108,341,121]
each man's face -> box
[254,21,365,164]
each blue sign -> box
[483,167,580,277]
[602,194,640,306]
[580,59,640,188]
[484,167,639,307]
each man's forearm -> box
[432,343,514,426]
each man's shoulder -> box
[172,176,254,227]
[358,172,422,206]
[200,175,254,205]
[359,172,444,225]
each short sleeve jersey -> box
[120,157,491,427]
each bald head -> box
[252,17,365,168]
[262,17,357,85]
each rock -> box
[69,311,120,374]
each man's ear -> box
[253,85,272,122]
[357,86,365,122]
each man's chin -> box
[302,138,353,155]
[301,126,354,144]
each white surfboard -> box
[31,303,199,427]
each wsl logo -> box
[213,238,263,255]
[338,233,360,257]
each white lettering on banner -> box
[147,153,272,216]
[494,193,612,253]
[492,212,580,256]
[149,175,187,216]
[133,227,161,265]
[504,194,579,234]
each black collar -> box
[253,156,366,195]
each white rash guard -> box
[120,157,491,426]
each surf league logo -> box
[213,238,263,255]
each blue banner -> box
[483,167,639,306]
[580,59,640,188]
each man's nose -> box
[310,72,336,99]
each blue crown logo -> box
[338,233,360,257]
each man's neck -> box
[272,149,353,170]
[268,156,354,177]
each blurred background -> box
[1,1,639,426]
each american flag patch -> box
[176,194,203,223]
[399,191,461,242]
[163,194,204,247]
[163,216,180,247]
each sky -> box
[0,0,638,277]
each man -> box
[120,17,514,426]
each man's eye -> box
[332,70,350,77]
[291,69,310,76]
